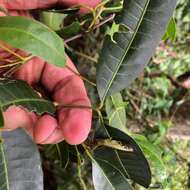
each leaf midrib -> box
[93,161,115,190]
[0,145,9,190]
[95,157,131,189]
[110,96,126,129]
[1,98,52,107]
[102,0,151,101]
[102,124,131,181]
[0,27,65,61]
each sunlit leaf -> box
[0,16,66,67]
[105,93,127,132]
[163,17,176,41]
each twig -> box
[64,13,116,43]
[75,146,88,190]
[0,44,25,61]
[66,65,96,86]
[65,44,97,63]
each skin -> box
[0,0,101,145]
[0,0,101,13]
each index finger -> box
[0,0,101,12]
[0,0,57,10]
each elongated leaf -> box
[0,128,43,190]
[0,16,66,67]
[97,0,177,101]
[0,79,55,128]
[133,134,165,171]
[133,134,166,180]
[92,162,132,190]
[105,93,127,132]
[93,126,151,190]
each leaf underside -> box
[105,93,127,132]
[0,128,43,190]
[0,16,66,67]
[97,0,177,101]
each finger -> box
[0,0,57,10]
[8,10,31,17]
[62,0,101,13]
[41,58,92,145]
[15,57,46,85]
[54,77,92,145]
[3,105,37,134]
[0,0,101,13]
[41,57,78,92]
[0,11,5,16]
[33,114,64,144]
[58,99,92,145]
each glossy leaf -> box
[92,162,132,190]
[97,0,177,101]
[105,93,127,132]
[0,16,66,67]
[0,128,43,190]
[0,79,56,128]
[92,126,151,190]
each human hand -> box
[0,0,101,13]
[0,0,101,145]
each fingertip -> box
[33,114,58,144]
[39,127,64,144]
[3,105,36,131]
[59,107,92,145]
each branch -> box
[64,13,116,43]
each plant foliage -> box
[0,128,43,190]
[97,0,177,102]
[0,0,179,189]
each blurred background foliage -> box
[40,0,190,189]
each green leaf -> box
[107,22,120,43]
[44,142,69,169]
[163,17,176,41]
[0,16,66,67]
[57,21,81,38]
[97,0,177,101]
[133,134,165,175]
[92,162,132,190]
[0,128,43,190]
[93,126,151,190]
[39,11,66,31]
[0,79,56,128]
[105,93,127,132]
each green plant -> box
[0,0,178,189]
